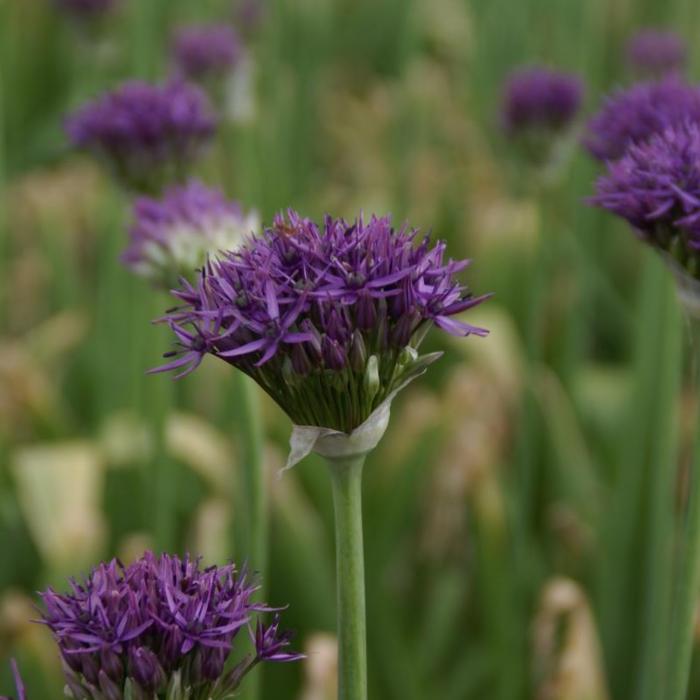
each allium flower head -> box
[54,0,117,20]
[122,181,259,288]
[65,81,216,194]
[626,29,687,78]
[501,67,583,135]
[590,121,700,279]
[172,25,243,82]
[38,551,301,700]
[583,78,700,162]
[154,211,489,438]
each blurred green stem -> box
[667,312,700,700]
[233,373,266,700]
[327,454,368,700]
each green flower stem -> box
[232,373,266,700]
[667,313,700,700]
[327,453,368,700]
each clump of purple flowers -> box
[122,180,259,289]
[172,25,243,83]
[590,121,700,278]
[583,78,700,162]
[154,211,488,433]
[54,0,117,20]
[626,29,687,78]
[65,81,216,194]
[501,67,584,136]
[38,552,301,700]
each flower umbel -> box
[501,67,583,135]
[65,80,216,194]
[590,121,700,278]
[122,180,259,289]
[583,78,700,162]
[153,211,488,434]
[626,29,687,78]
[172,25,243,82]
[38,551,301,700]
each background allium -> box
[501,67,583,135]
[122,181,259,288]
[626,29,687,78]
[583,78,700,162]
[54,0,117,19]
[154,211,488,433]
[590,122,700,278]
[39,552,301,700]
[65,81,216,194]
[172,25,243,82]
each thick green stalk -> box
[327,454,368,700]
[667,313,700,700]
[233,374,266,700]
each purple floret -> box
[172,25,243,81]
[590,121,700,275]
[0,661,26,700]
[153,211,489,432]
[626,29,687,78]
[65,80,216,193]
[38,552,301,698]
[501,67,583,135]
[583,78,700,162]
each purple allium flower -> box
[583,78,700,162]
[233,0,266,35]
[54,0,117,20]
[590,121,700,278]
[172,25,243,82]
[65,80,216,194]
[153,211,489,433]
[626,29,687,78]
[122,180,259,288]
[0,661,26,700]
[501,67,584,135]
[38,551,301,699]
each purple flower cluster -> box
[39,552,301,699]
[626,29,687,78]
[583,78,700,162]
[65,80,216,194]
[501,67,583,135]
[590,122,700,277]
[172,25,243,82]
[54,0,117,19]
[122,181,258,288]
[154,211,488,432]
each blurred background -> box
[2,0,700,698]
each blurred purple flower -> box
[153,211,489,432]
[65,80,216,193]
[38,552,301,699]
[583,78,700,162]
[0,661,26,700]
[172,25,243,82]
[54,0,117,19]
[233,0,266,35]
[590,121,700,277]
[626,29,687,78]
[501,67,583,135]
[122,180,259,288]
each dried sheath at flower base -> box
[152,211,489,461]
[65,81,216,194]
[37,552,302,700]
